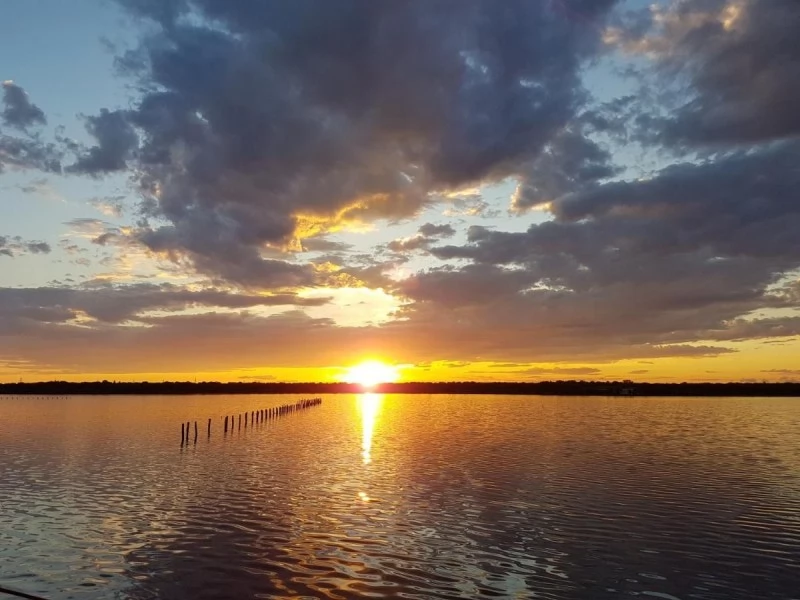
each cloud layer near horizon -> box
[2,0,800,379]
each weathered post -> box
[181,422,185,446]
[224,415,228,433]
[208,418,211,438]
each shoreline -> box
[2,380,799,397]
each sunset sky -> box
[2,0,799,383]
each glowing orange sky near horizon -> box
[3,340,800,385]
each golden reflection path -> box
[357,393,382,502]
[358,393,382,465]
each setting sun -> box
[343,360,400,389]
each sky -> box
[2,0,800,384]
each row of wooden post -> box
[180,397,322,446]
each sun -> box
[343,360,400,389]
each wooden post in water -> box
[208,418,211,438]
[186,421,190,444]
[224,415,228,433]
[239,414,242,430]
[194,421,198,444]
[181,422,185,446]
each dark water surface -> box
[1,394,799,599]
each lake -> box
[1,394,799,599]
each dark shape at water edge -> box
[2,380,800,397]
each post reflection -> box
[357,393,382,466]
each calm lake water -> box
[1,394,799,600]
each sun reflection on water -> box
[358,393,382,466]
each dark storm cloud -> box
[0,235,51,258]
[395,262,744,360]
[613,0,800,147]
[551,141,800,262]
[2,81,46,130]
[422,140,800,352]
[69,109,139,175]
[94,0,618,283]
[438,141,800,271]
[512,126,619,211]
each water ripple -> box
[1,394,799,599]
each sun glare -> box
[343,360,400,389]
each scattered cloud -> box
[609,0,800,147]
[0,235,51,258]
[0,133,62,174]
[2,81,46,130]
[0,282,330,325]
[443,193,502,219]
[89,196,127,218]
[387,223,458,253]
[418,223,456,239]
[0,82,61,173]
[17,178,65,202]
[522,367,602,376]
[299,238,354,254]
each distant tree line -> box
[1,380,799,397]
